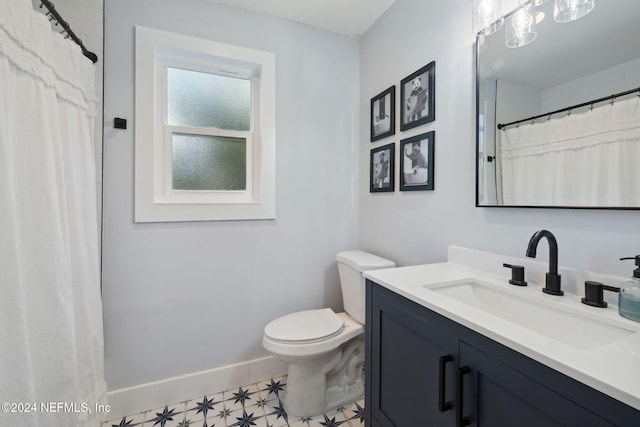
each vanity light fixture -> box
[474,0,504,35]
[475,0,594,49]
[505,2,538,48]
[553,0,595,23]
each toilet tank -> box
[336,250,395,324]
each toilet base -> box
[283,337,365,418]
[325,377,364,411]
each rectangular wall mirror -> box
[476,0,640,209]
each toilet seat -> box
[263,311,364,359]
[264,308,345,344]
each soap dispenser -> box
[619,256,640,322]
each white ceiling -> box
[204,0,396,38]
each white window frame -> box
[135,26,276,222]
[156,63,256,204]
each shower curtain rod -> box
[497,86,640,130]
[39,0,98,63]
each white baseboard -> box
[105,356,287,421]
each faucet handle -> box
[503,263,527,286]
[581,281,619,308]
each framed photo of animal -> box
[400,131,434,191]
[370,86,395,142]
[400,61,435,131]
[370,143,395,193]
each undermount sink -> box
[424,279,635,351]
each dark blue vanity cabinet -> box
[365,280,640,427]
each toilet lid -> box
[264,308,345,343]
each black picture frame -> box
[400,131,434,191]
[370,86,395,142]
[370,143,395,193]
[400,61,435,131]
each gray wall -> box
[102,0,360,390]
[360,0,640,274]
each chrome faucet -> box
[526,229,564,296]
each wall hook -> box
[114,118,127,129]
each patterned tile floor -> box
[101,376,365,427]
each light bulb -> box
[505,3,538,48]
[475,0,504,35]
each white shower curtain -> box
[0,0,106,426]
[499,96,640,206]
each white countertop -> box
[363,248,640,411]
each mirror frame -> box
[474,2,640,211]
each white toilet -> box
[262,250,395,417]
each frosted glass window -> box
[172,133,246,191]
[135,26,275,222]
[167,67,251,131]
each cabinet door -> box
[367,283,458,426]
[458,342,614,427]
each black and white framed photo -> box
[370,86,395,142]
[370,143,395,193]
[400,61,435,131]
[400,131,434,191]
